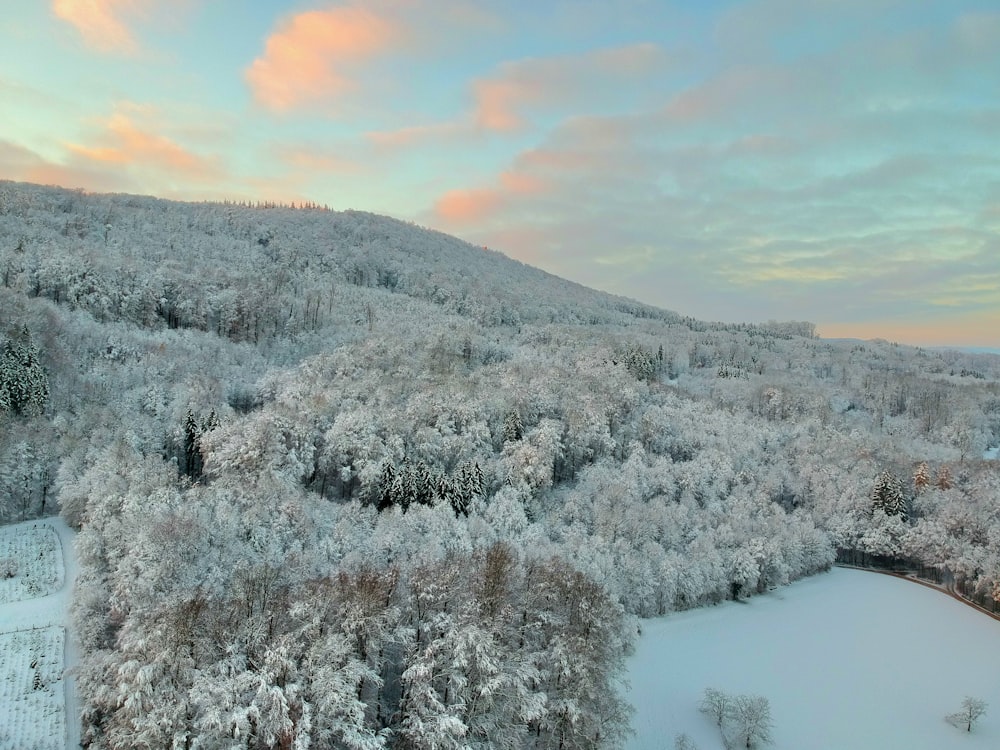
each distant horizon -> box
[2,1,998,348]
[6,176,998,354]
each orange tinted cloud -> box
[472,42,664,132]
[499,170,545,194]
[246,6,396,112]
[434,187,503,224]
[52,0,144,53]
[275,145,362,174]
[433,169,545,224]
[67,109,220,181]
[365,121,466,150]
[1,138,135,193]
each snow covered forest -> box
[1,179,998,748]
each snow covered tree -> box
[870,469,906,519]
[913,461,930,495]
[182,409,203,480]
[948,696,987,733]
[936,464,953,491]
[502,409,523,443]
[699,687,732,728]
[0,326,48,416]
[397,639,470,750]
[731,694,773,749]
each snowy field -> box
[627,567,1000,749]
[0,524,64,604]
[0,626,65,750]
[0,519,78,750]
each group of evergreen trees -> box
[0,326,48,417]
[374,458,485,517]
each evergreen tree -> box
[871,469,906,519]
[182,410,204,480]
[0,326,49,416]
[375,461,396,511]
[502,410,523,443]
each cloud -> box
[365,42,668,154]
[434,188,504,224]
[425,54,1000,333]
[0,102,239,200]
[273,144,363,174]
[246,6,397,112]
[365,121,468,151]
[432,170,546,224]
[0,138,135,193]
[471,42,665,132]
[51,0,143,53]
[66,106,222,182]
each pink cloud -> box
[365,121,467,150]
[66,110,220,181]
[432,169,546,225]
[360,42,667,150]
[246,6,397,112]
[52,0,143,53]
[434,187,504,224]
[0,139,135,193]
[471,42,665,132]
[498,170,545,194]
[275,144,362,174]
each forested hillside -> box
[1,180,998,749]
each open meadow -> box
[628,567,1000,749]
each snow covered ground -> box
[627,567,1000,749]
[0,519,79,750]
[984,445,998,460]
[0,524,64,605]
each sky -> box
[2,1,999,348]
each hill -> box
[0,180,998,748]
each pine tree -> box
[871,470,906,519]
[182,410,204,480]
[0,326,49,416]
[502,410,523,443]
[375,461,396,511]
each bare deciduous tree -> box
[731,694,773,749]
[699,687,732,728]
[948,696,987,733]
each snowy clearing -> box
[0,626,65,750]
[984,445,998,460]
[627,567,1000,749]
[0,524,64,604]
[0,519,78,750]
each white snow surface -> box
[0,518,79,750]
[984,445,998,460]
[627,567,1000,749]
